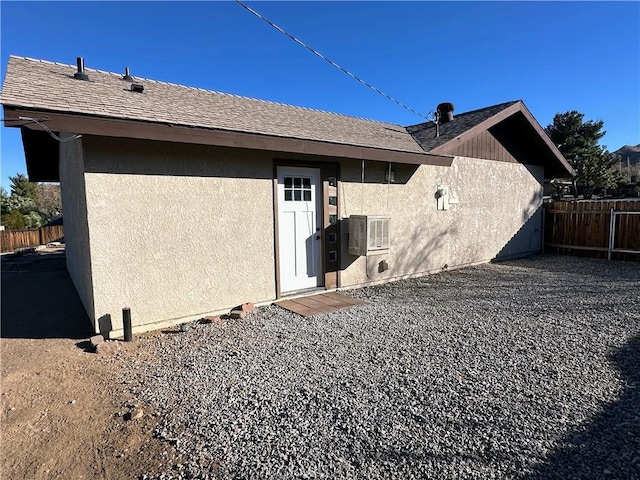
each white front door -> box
[277,166,322,293]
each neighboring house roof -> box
[1,56,573,180]
[46,214,63,226]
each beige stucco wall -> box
[81,137,276,335]
[69,133,543,334]
[59,134,95,321]
[338,156,544,288]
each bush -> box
[1,210,25,230]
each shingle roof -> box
[0,56,426,155]
[406,101,520,151]
[1,56,572,178]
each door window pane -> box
[283,176,313,202]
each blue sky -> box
[1,1,638,191]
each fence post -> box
[608,208,615,260]
[541,206,546,254]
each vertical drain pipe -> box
[123,307,133,342]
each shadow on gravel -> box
[508,254,640,281]
[1,249,93,339]
[524,335,640,479]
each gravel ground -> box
[125,255,640,480]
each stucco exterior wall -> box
[81,137,276,335]
[72,134,543,334]
[338,157,544,288]
[59,134,95,322]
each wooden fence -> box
[0,225,64,253]
[543,200,640,261]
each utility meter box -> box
[348,215,391,256]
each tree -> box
[9,173,38,203]
[0,173,62,229]
[2,210,25,230]
[545,111,622,199]
[35,183,62,222]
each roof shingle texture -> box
[407,101,519,151]
[1,56,428,155]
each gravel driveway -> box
[126,255,640,480]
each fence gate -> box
[543,200,640,262]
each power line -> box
[235,0,431,121]
[17,117,81,142]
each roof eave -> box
[3,106,453,168]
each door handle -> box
[315,235,321,240]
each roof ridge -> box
[454,100,520,117]
[9,55,400,127]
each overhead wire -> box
[17,117,81,142]
[235,0,432,121]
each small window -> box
[328,233,337,244]
[329,214,337,225]
[284,176,312,202]
[328,196,337,206]
[328,251,337,262]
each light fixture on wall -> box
[436,184,449,211]
[385,163,395,183]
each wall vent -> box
[348,215,391,256]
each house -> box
[1,56,573,336]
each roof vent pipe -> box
[73,57,89,81]
[122,67,134,82]
[437,102,455,123]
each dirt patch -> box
[0,249,179,479]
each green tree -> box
[0,187,9,215]
[1,174,62,229]
[1,210,25,229]
[545,111,622,199]
[9,173,38,203]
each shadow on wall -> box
[522,334,640,479]
[0,250,93,339]
[83,138,422,184]
[340,160,420,186]
[339,217,455,282]
[494,189,544,261]
[83,138,275,180]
